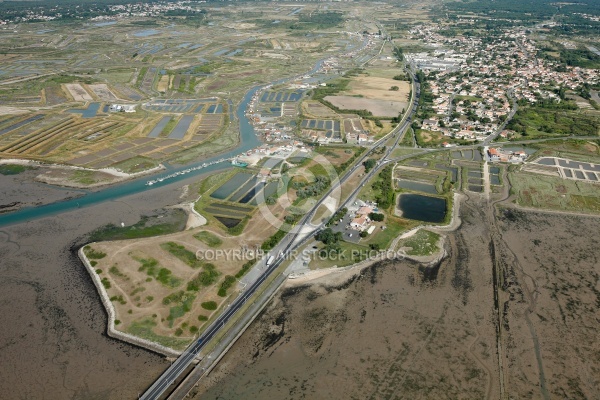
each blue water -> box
[227,99,235,121]
[213,173,254,200]
[68,103,101,118]
[168,115,194,139]
[134,29,160,37]
[0,87,262,227]
[93,21,117,27]
[240,182,265,204]
[289,91,302,101]
[207,104,223,114]
[148,116,172,138]
[214,49,230,56]
[229,177,259,202]
[398,194,446,223]
[397,180,438,195]
[0,59,325,227]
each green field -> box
[507,106,600,139]
[89,210,187,241]
[0,164,33,175]
[399,229,441,256]
[510,172,600,213]
[193,231,223,248]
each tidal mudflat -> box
[0,178,195,399]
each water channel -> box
[0,60,326,227]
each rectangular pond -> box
[397,179,438,195]
[206,104,223,114]
[134,29,160,37]
[208,203,253,213]
[239,182,266,204]
[0,114,44,136]
[262,158,282,169]
[536,157,556,166]
[68,102,101,118]
[288,154,309,163]
[203,207,247,219]
[147,116,171,138]
[229,177,259,202]
[211,172,253,200]
[451,151,462,159]
[398,194,446,223]
[288,91,303,101]
[215,216,242,228]
[168,115,194,139]
[250,181,279,205]
[93,21,117,27]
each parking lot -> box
[329,213,362,244]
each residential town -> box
[407,24,600,144]
[0,0,207,23]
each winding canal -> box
[0,60,328,227]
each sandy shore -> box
[171,198,207,230]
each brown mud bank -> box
[494,208,600,399]
[191,193,600,400]
[191,196,501,399]
[0,167,87,213]
[0,181,192,399]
